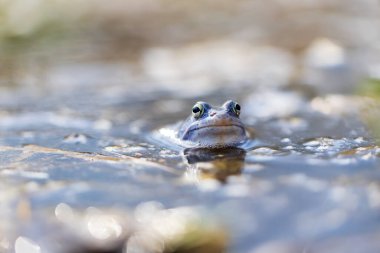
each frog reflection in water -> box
[184,147,246,183]
[178,100,248,148]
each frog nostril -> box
[210,112,216,117]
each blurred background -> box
[1,1,380,253]
[1,0,380,95]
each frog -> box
[177,100,248,148]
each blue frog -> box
[177,100,248,148]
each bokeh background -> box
[1,0,380,95]
[1,1,380,253]
[2,0,380,140]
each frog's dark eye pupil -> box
[192,104,204,118]
[232,103,241,116]
[192,107,200,113]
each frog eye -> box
[232,103,241,116]
[192,103,204,118]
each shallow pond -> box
[0,62,379,253]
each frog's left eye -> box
[232,103,241,116]
[192,103,204,118]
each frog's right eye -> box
[192,103,204,118]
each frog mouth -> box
[185,124,245,135]
[187,123,245,132]
[181,123,247,145]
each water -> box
[0,64,379,253]
[1,0,380,251]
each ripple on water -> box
[1,73,379,253]
[245,147,290,163]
